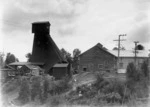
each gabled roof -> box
[53,63,69,68]
[9,62,44,66]
[0,68,15,71]
[80,43,117,58]
[24,65,43,70]
[109,50,149,58]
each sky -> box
[0,0,150,61]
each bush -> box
[41,74,54,103]
[2,78,20,93]
[16,76,30,105]
[126,63,137,80]
[98,92,121,103]
[49,76,72,95]
[141,60,149,79]
[47,94,68,106]
[66,73,127,104]
[93,73,108,90]
[126,61,149,99]
[30,75,43,103]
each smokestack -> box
[32,21,50,34]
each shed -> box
[52,63,70,79]
[0,68,16,82]
[19,65,43,76]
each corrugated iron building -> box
[109,50,149,72]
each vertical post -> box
[134,41,139,66]
[114,34,126,70]
[117,35,121,69]
[118,35,121,63]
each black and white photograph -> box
[0,0,150,107]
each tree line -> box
[0,48,81,71]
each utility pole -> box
[114,34,126,69]
[134,41,139,66]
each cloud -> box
[58,25,76,36]
[2,0,89,37]
[14,0,89,18]
[132,0,150,11]
[128,23,150,43]
[134,12,148,22]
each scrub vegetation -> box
[1,60,149,107]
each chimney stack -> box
[32,21,50,34]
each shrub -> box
[67,73,127,104]
[126,61,149,99]
[16,76,30,105]
[141,60,149,79]
[49,76,72,95]
[93,73,108,90]
[2,78,20,93]
[41,74,54,103]
[126,62,137,80]
[30,75,43,102]
[48,94,68,106]
[99,79,128,103]
[102,92,121,103]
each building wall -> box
[19,66,31,76]
[53,67,67,79]
[119,57,148,69]
[79,46,117,72]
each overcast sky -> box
[0,0,150,61]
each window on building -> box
[98,64,103,69]
[119,62,123,68]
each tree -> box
[0,52,5,68]
[73,49,81,58]
[5,53,18,65]
[113,47,118,50]
[113,47,125,50]
[72,49,81,71]
[126,62,137,80]
[141,60,149,79]
[60,48,72,63]
[135,44,144,50]
[25,53,32,62]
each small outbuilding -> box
[0,68,16,82]
[52,63,71,79]
[19,65,43,76]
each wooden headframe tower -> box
[30,21,65,72]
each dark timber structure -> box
[9,21,71,79]
[30,21,65,73]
